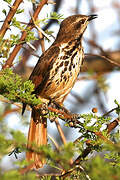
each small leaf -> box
[2,9,7,16]
[16,9,24,14]
[3,0,12,4]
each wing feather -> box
[29,45,60,94]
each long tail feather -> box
[26,109,47,169]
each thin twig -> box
[71,117,120,168]
[77,72,107,81]
[0,96,31,112]
[86,53,120,67]
[26,42,36,51]
[102,107,117,117]
[0,96,21,108]
[0,0,23,38]
[55,118,67,145]
[94,131,114,145]
[35,23,51,41]
[48,106,75,120]
[38,32,45,53]
[1,108,20,119]
[107,119,120,133]
[48,134,59,151]
[60,164,92,180]
[2,0,48,69]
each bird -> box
[22,14,97,169]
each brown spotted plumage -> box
[22,14,97,169]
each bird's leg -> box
[48,97,70,113]
[40,103,49,116]
[32,103,49,124]
[49,98,80,120]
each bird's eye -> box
[80,19,85,24]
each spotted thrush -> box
[22,14,97,169]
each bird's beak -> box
[88,14,98,21]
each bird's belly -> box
[40,52,83,103]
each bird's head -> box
[55,14,97,43]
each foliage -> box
[0,170,38,180]
[0,68,42,106]
[85,156,120,180]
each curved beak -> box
[88,14,98,21]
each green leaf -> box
[0,169,38,180]
[3,0,12,4]
[114,99,120,115]
[10,130,26,144]
[25,30,38,42]
[2,9,7,16]
[0,68,42,106]
[11,17,21,28]
[114,99,120,107]
[49,12,64,21]
[16,9,24,14]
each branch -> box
[71,118,119,169]
[55,118,67,145]
[2,94,119,175]
[0,0,23,38]
[82,51,120,73]
[85,39,120,67]
[94,131,114,145]
[2,0,48,69]
[102,107,117,117]
[1,108,20,119]
[1,95,119,137]
[107,118,120,134]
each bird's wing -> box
[29,45,60,94]
[22,45,60,115]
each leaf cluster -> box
[0,68,42,106]
[1,2,63,62]
[0,169,38,180]
[85,155,120,180]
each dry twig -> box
[2,0,48,69]
[0,0,23,38]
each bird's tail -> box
[26,109,47,169]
